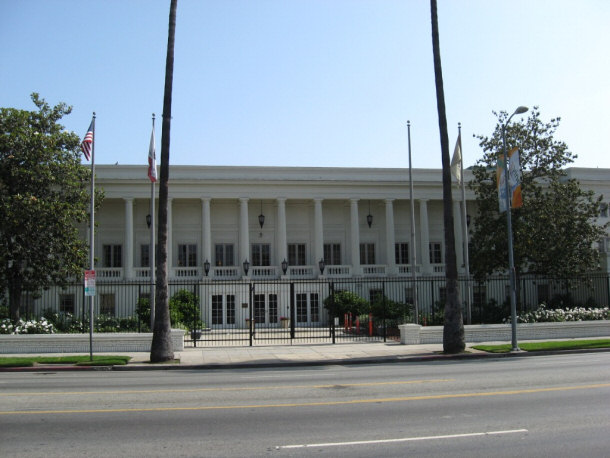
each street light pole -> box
[502,105,528,352]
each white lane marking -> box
[278,429,528,449]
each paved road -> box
[1,352,609,457]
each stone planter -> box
[280,319,290,329]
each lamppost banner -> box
[497,147,522,212]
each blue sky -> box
[1,0,608,170]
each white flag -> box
[450,133,462,185]
[147,125,157,182]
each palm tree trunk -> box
[151,0,177,363]
[430,0,465,353]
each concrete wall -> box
[0,329,186,354]
[399,321,610,344]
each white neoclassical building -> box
[27,164,606,330]
[92,165,610,281]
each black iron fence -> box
[7,273,609,346]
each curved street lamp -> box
[502,105,528,352]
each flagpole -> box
[407,121,418,325]
[150,114,156,330]
[458,123,472,324]
[89,113,96,361]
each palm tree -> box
[430,0,465,353]
[151,0,178,362]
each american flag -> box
[80,120,94,161]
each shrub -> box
[369,296,412,323]
[170,289,204,330]
[323,291,369,321]
[506,303,610,323]
[0,318,55,334]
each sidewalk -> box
[4,339,609,371]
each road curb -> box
[3,347,608,372]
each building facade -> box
[25,165,610,328]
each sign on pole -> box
[84,269,96,296]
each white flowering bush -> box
[0,318,55,334]
[505,303,610,324]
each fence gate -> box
[186,280,394,347]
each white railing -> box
[433,264,445,273]
[213,266,240,279]
[397,264,422,275]
[362,265,386,276]
[326,265,352,277]
[172,267,202,279]
[134,268,151,279]
[288,266,315,278]
[252,266,278,278]
[96,268,123,279]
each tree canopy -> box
[469,107,606,280]
[0,93,101,321]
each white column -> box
[453,199,464,271]
[314,198,324,267]
[385,199,396,275]
[167,197,173,273]
[350,199,361,275]
[239,198,250,268]
[419,199,430,274]
[277,198,287,266]
[202,198,211,268]
[124,198,134,279]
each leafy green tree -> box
[470,107,607,280]
[0,94,101,321]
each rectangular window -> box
[310,293,319,322]
[601,203,608,218]
[429,242,442,264]
[59,294,75,314]
[103,244,122,267]
[214,243,234,266]
[212,295,223,325]
[226,295,235,325]
[288,243,306,266]
[140,244,158,267]
[212,295,236,326]
[439,287,447,305]
[473,285,487,308]
[395,242,409,264]
[268,294,278,323]
[178,244,197,267]
[360,243,376,265]
[537,284,550,304]
[369,289,383,304]
[254,294,266,323]
[296,293,308,323]
[251,244,271,266]
[323,243,341,265]
[141,244,150,268]
[100,293,115,316]
[405,287,414,305]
